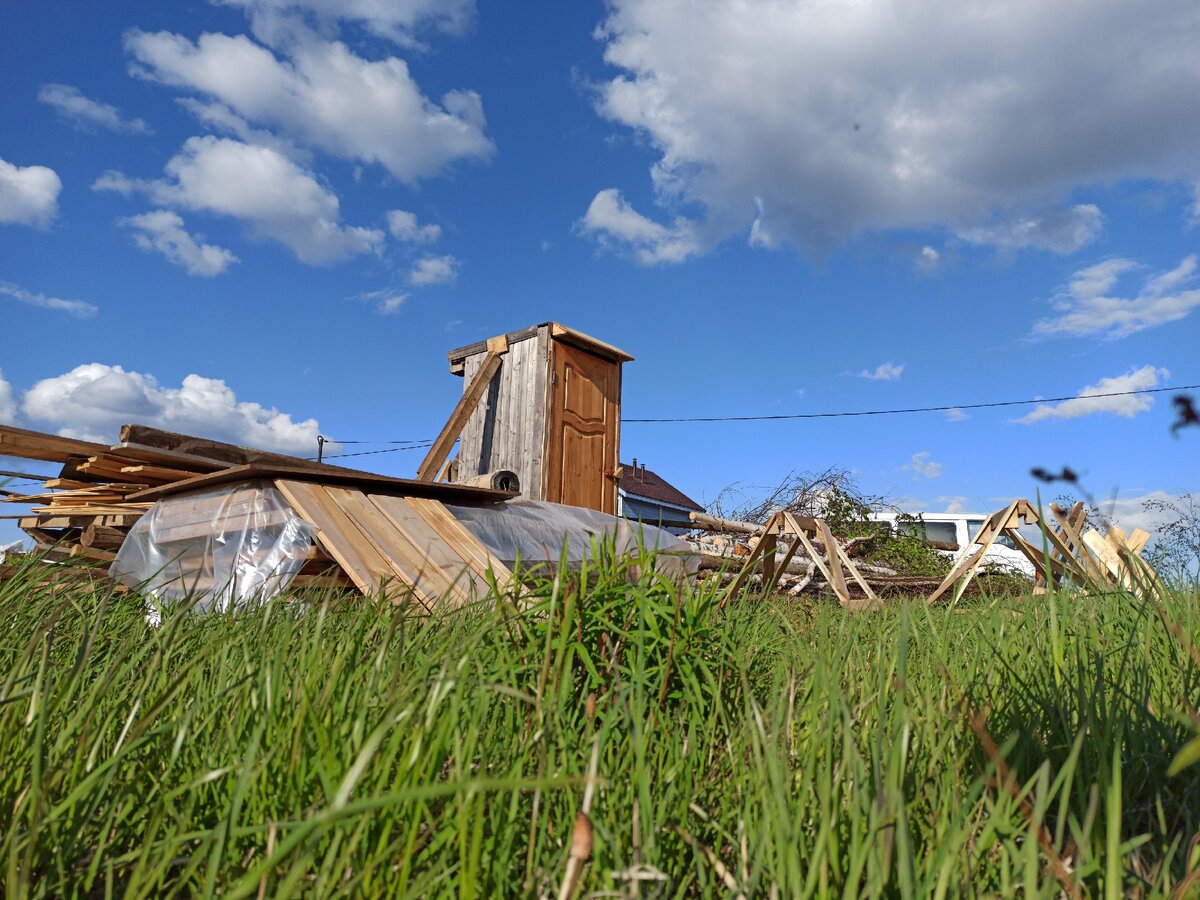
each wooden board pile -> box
[929,498,1162,604]
[690,499,1165,607]
[1,424,515,605]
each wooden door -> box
[545,340,620,513]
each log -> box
[690,510,822,535]
[81,524,128,551]
[689,512,764,535]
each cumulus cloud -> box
[0,370,15,424]
[945,407,968,422]
[176,97,305,160]
[0,157,61,228]
[960,205,1104,254]
[21,363,321,454]
[902,451,942,479]
[387,209,440,243]
[121,210,238,276]
[125,27,492,183]
[1016,365,1168,424]
[95,136,383,264]
[409,255,457,286]
[858,362,904,381]
[0,281,97,317]
[37,83,151,134]
[1033,255,1200,340]
[579,188,701,265]
[589,0,1200,259]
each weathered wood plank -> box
[274,480,403,599]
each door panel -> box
[546,340,619,513]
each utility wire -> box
[310,382,1198,449]
[620,383,1200,423]
[306,440,438,462]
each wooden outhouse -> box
[445,322,632,514]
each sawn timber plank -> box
[274,480,406,600]
[366,494,483,609]
[322,487,459,611]
[402,497,514,586]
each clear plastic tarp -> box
[445,498,699,576]
[110,480,315,618]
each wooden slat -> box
[323,488,457,610]
[131,463,515,503]
[366,494,485,608]
[274,480,406,600]
[403,497,514,586]
[817,521,851,604]
[0,425,109,464]
[417,340,508,481]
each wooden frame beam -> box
[417,336,508,481]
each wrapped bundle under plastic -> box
[445,499,699,577]
[110,480,315,616]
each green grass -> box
[2,550,1199,897]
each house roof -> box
[618,462,704,512]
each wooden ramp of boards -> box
[274,480,513,610]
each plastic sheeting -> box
[111,480,315,618]
[445,499,699,576]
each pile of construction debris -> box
[0,423,693,610]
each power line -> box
[306,441,437,462]
[311,382,1198,449]
[620,383,1200,423]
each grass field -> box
[2,550,1199,898]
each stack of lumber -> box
[2,424,518,607]
[1,424,372,581]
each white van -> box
[869,511,1037,578]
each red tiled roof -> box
[618,462,703,512]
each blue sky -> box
[2,0,1198,545]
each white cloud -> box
[590,0,1200,258]
[0,280,97,317]
[121,210,238,276]
[21,363,321,454]
[359,288,408,315]
[939,496,970,514]
[387,209,440,243]
[409,255,457,286]
[902,451,942,479]
[579,188,701,265]
[1033,255,1200,340]
[1095,491,1189,537]
[37,83,151,134]
[176,97,305,160]
[945,407,968,422]
[0,157,61,228]
[95,136,383,264]
[859,362,904,381]
[214,0,475,47]
[125,27,492,183]
[960,205,1103,254]
[1016,365,1169,424]
[0,370,15,424]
